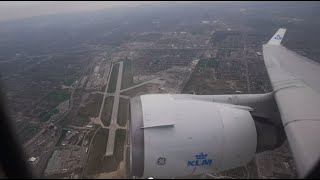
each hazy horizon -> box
[0,1,165,22]
[0,1,236,23]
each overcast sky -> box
[0,1,167,22]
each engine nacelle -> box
[130,94,257,178]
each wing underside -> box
[263,29,320,177]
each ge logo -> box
[156,157,166,165]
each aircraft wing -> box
[263,28,320,177]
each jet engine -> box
[129,94,257,178]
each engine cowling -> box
[129,94,257,178]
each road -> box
[120,77,162,93]
[81,125,101,178]
[66,125,92,130]
[243,31,251,94]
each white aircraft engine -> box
[130,94,257,178]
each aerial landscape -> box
[1,1,320,179]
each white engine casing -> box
[130,94,257,178]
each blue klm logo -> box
[275,34,282,40]
[187,152,213,167]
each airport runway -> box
[105,61,123,156]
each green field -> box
[39,88,70,122]
[206,58,220,68]
[182,58,241,95]
[101,96,114,127]
[77,132,85,146]
[125,146,130,178]
[23,128,36,139]
[56,129,69,146]
[121,60,134,90]
[63,77,76,86]
[38,111,48,119]
[117,98,129,127]
[100,129,126,172]
[39,108,59,122]
[196,58,208,70]
[107,63,120,93]
[85,127,109,176]
[84,129,126,177]
[44,89,71,108]
[45,171,73,179]
[18,124,40,143]
[72,94,103,126]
